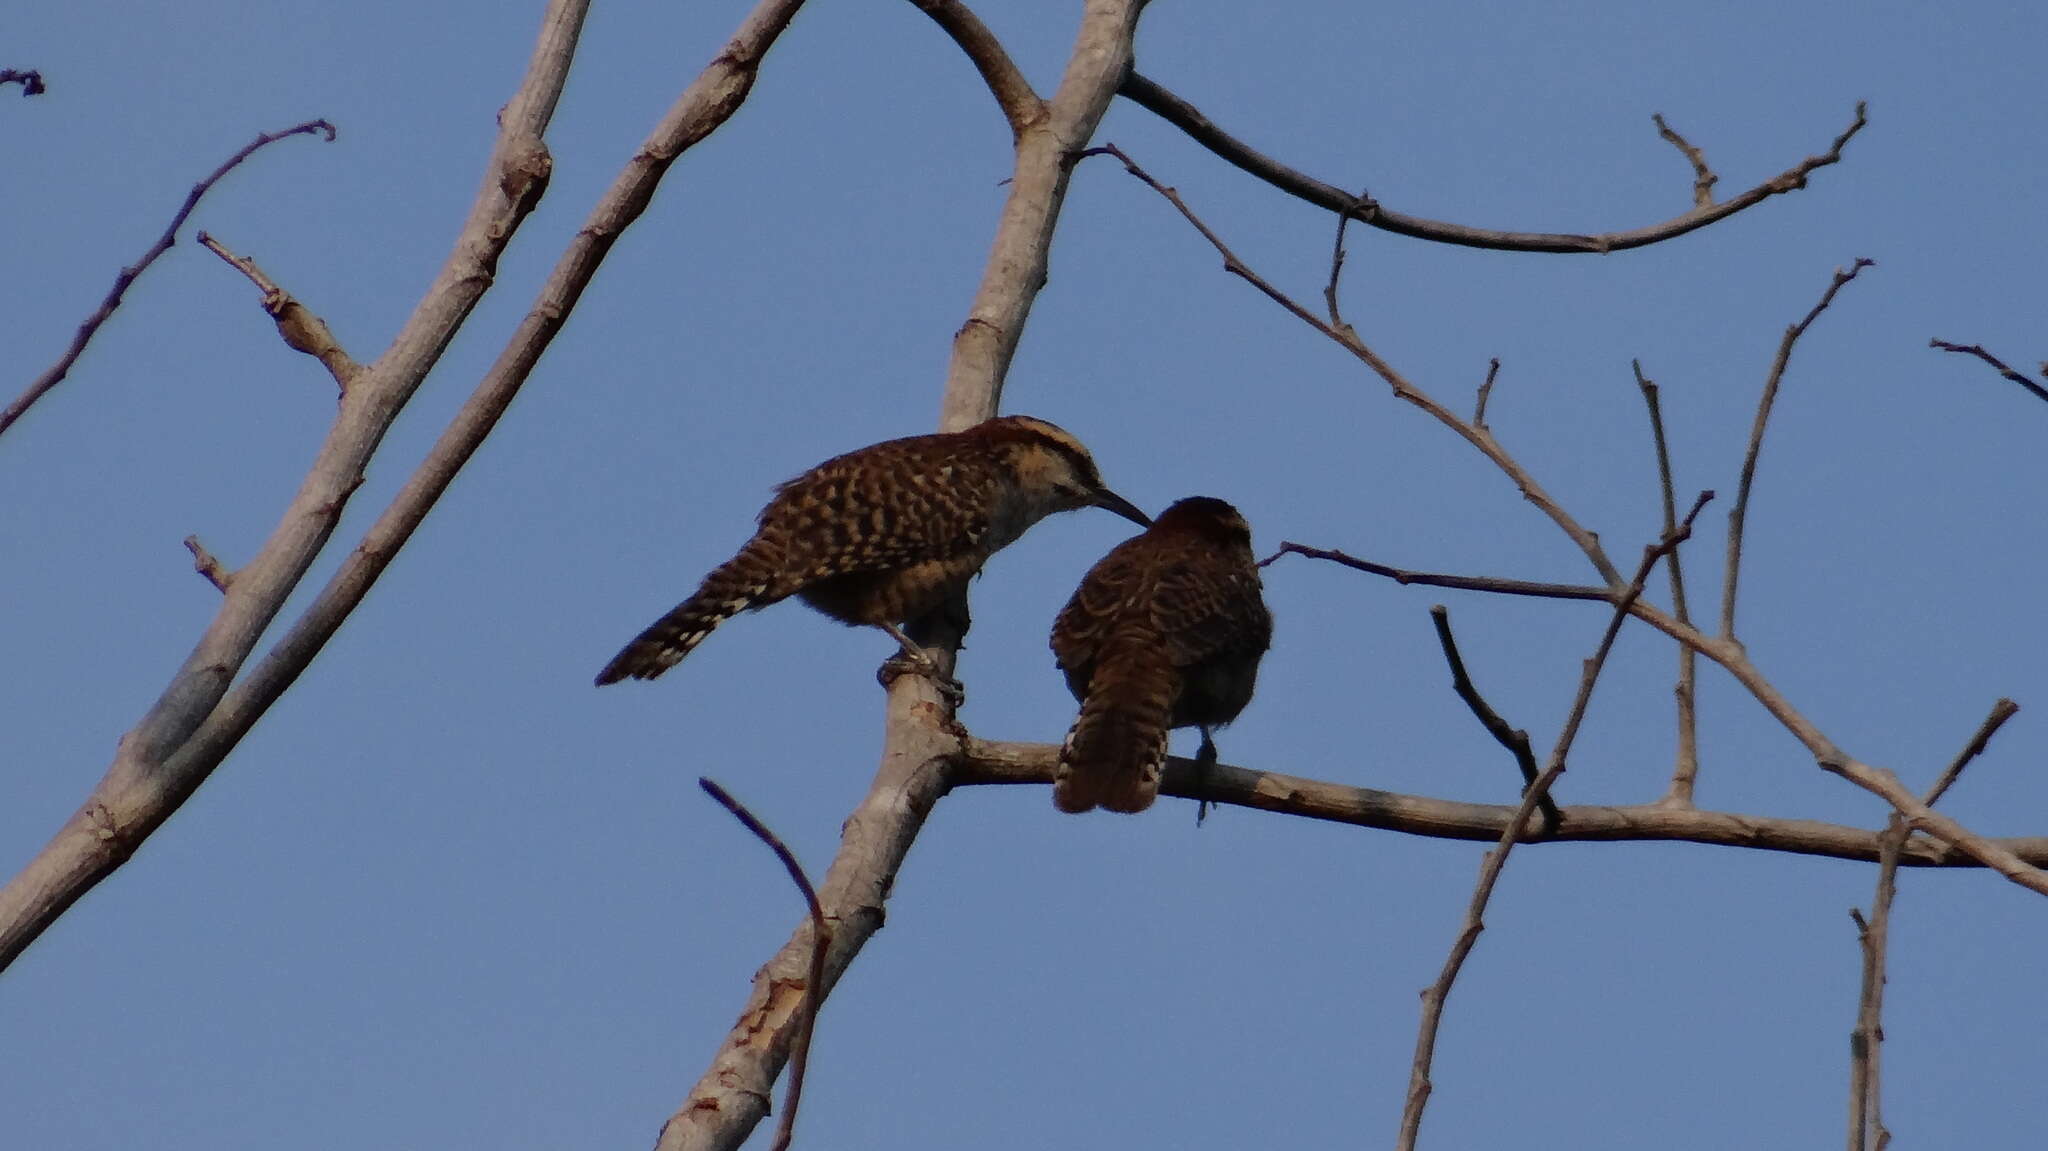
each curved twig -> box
[1930,339,2048,407]
[698,780,830,1151]
[903,0,1041,138]
[1119,71,1866,254]
[1722,259,1874,637]
[1,118,337,439]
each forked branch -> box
[1398,495,1711,1150]
[2,118,337,439]
[1119,71,1865,254]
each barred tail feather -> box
[1053,646,1177,814]
[594,550,778,685]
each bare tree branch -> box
[1267,543,2048,897]
[197,230,361,390]
[1428,605,1556,828]
[1399,495,1711,1150]
[1,68,46,96]
[1118,71,1866,254]
[1848,699,2016,1151]
[1,118,337,439]
[697,780,830,1151]
[1261,543,1609,602]
[1722,258,1873,636]
[1652,113,1718,207]
[660,5,1150,1149]
[955,739,2048,867]
[0,0,603,971]
[935,1,1145,433]
[904,0,1042,138]
[1100,142,1626,586]
[1929,339,2048,407]
[1635,361,1699,806]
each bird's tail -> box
[595,544,781,685]
[1053,638,1177,814]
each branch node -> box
[197,231,361,392]
[182,535,234,593]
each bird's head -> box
[973,415,1151,528]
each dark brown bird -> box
[596,415,1150,687]
[1050,496,1272,814]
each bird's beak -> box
[1093,489,1152,527]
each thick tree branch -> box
[1119,71,1866,254]
[0,0,608,971]
[197,230,361,390]
[904,0,1042,138]
[937,0,1145,432]
[661,5,1150,1150]
[1929,339,2048,407]
[955,740,2048,867]
[1,118,336,439]
[1723,259,1873,637]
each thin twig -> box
[1,119,337,440]
[1929,339,2048,407]
[902,0,1041,138]
[1926,699,2020,808]
[1323,187,1369,328]
[1652,113,1718,207]
[1,68,46,96]
[1848,698,2016,1151]
[1119,71,1865,254]
[1473,358,1502,428]
[1428,605,1557,828]
[196,231,361,390]
[1398,493,1712,1150]
[182,535,233,593]
[699,780,830,1151]
[1635,361,1698,806]
[1101,142,1624,586]
[1261,542,1610,602]
[1722,258,1874,638]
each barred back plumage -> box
[596,416,1150,687]
[1050,496,1272,814]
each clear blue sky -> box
[6,1,2046,1147]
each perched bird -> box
[1049,496,1272,814]
[596,415,1151,688]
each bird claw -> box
[877,652,966,709]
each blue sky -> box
[6,1,2047,1148]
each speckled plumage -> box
[1050,496,1272,814]
[596,416,1149,686]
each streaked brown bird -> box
[1050,496,1273,814]
[596,415,1151,688]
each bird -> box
[595,415,1151,690]
[1049,496,1272,814]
